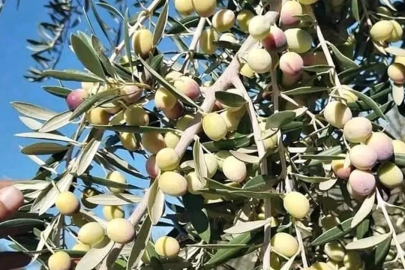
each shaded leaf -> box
[70,89,116,120]
[215,91,246,108]
[11,102,58,121]
[147,181,165,225]
[345,233,391,250]
[42,86,72,98]
[183,193,211,243]
[347,88,386,119]
[311,218,355,245]
[42,69,104,82]
[351,192,375,228]
[328,42,359,69]
[71,34,105,79]
[21,143,69,156]
[80,174,140,190]
[266,111,296,129]
[39,111,72,133]
[224,220,268,234]
[127,216,152,270]
[153,2,168,46]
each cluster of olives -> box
[324,101,405,199]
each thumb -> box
[0,185,24,222]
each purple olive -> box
[66,89,88,111]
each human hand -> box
[0,181,24,222]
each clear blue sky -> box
[0,1,84,180]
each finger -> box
[0,186,24,222]
[0,181,13,189]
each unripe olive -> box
[395,55,405,66]
[119,132,138,151]
[142,132,165,154]
[219,33,238,43]
[48,251,72,270]
[155,236,180,258]
[281,73,301,88]
[202,113,228,141]
[159,171,188,196]
[263,132,278,150]
[324,241,345,262]
[376,6,392,16]
[81,188,98,209]
[103,205,125,221]
[216,150,232,170]
[174,76,201,100]
[220,109,243,132]
[177,114,194,131]
[124,105,149,126]
[164,132,180,149]
[309,262,334,270]
[86,107,110,125]
[285,28,313,53]
[349,145,377,170]
[155,88,177,110]
[66,89,88,111]
[342,88,359,103]
[283,191,310,219]
[165,71,183,84]
[262,26,287,51]
[107,218,135,244]
[72,242,91,252]
[78,222,105,246]
[370,20,394,42]
[174,0,194,16]
[240,64,255,78]
[162,101,184,120]
[366,132,394,161]
[280,52,304,76]
[343,117,372,143]
[212,9,235,32]
[378,162,403,189]
[348,169,376,196]
[270,253,281,269]
[106,171,127,193]
[186,171,205,194]
[393,139,405,154]
[237,9,254,33]
[331,155,352,180]
[200,28,218,54]
[387,20,403,42]
[132,29,154,58]
[299,0,318,4]
[156,148,180,171]
[320,215,340,230]
[146,155,160,178]
[81,82,94,93]
[280,1,303,26]
[271,232,299,258]
[323,101,352,128]
[120,85,142,105]
[222,156,247,183]
[55,191,80,215]
[204,153,218,178]
[388,63,405,84]
[248,15,271,40]
[343,251,364,270]
[192,0,216,17]
[71,213,91,227]
[247,48,272,74]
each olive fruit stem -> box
[182,17,206,72]
[376,189,405,268]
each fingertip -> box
[0,186,24,213]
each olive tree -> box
[8,0,405,269]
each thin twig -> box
[377,189,405,268]
[181,17,206,72]
[316,25,343,97]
